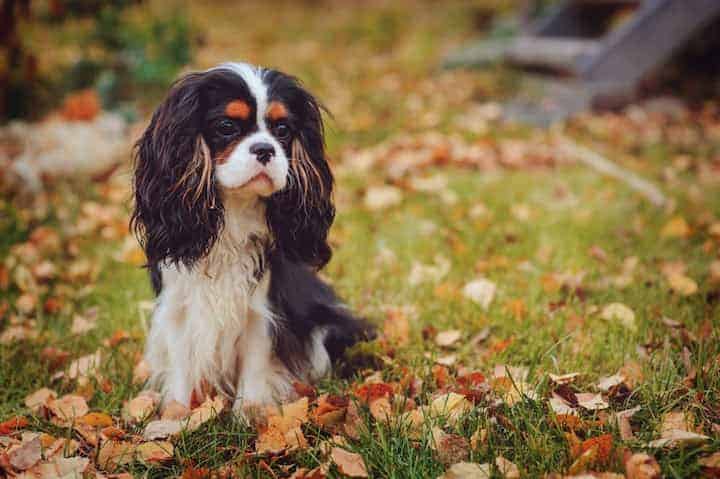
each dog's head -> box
[132,63,334,270]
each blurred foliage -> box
[1,0,194,122]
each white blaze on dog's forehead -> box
[214,62,269,129]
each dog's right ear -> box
[131,72,224,270]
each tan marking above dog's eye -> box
[225,100,251,119]
[267,101,288,121]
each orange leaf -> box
[0,416,29,434]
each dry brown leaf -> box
[625,453,661,479]
[600,303,636,331]
[70,314,97,335]
[66,351,102,381]
[77,412,113,428]
[383,309,411,346]
[431,428,470,465]
[162,400,191,420]
[576,393,609,411]
[435,330,462,348]
[97,440,135,471]
[123,393,158,422]
[438,462,491,479]
[143,419,183,440]
[647,429,709,448]
[369,397,393,423]
[9,436,42,470]
[660,216,691,238]
[186,396,225,431]
[666,273,698,296]
[331,447,368,477]
[470,427,487,450]
[462,279,496,310]
[549,372,581,385]
[133,360,151,384]
[48,395,89,424]
[15,293,38,315]
[136,441,174,464]
[429,393,472,424]
[495,456,520,478]
[597,374,625,392]
[31,456,89,478]
[24,388,57,412]
[364,185,403,211]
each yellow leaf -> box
[660,216,690,238]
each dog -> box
[131,62,370,409]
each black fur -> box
[264,70,335,270]
[131,71,225,270]
[268,251,372,377]
[132,65,373,380]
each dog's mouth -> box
[228,172,276,196]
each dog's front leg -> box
[233,313,276,410]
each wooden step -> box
[505,37,601,74]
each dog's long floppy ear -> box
[131,72,223,270]
[266,80,335,269]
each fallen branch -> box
[557,136,667,208]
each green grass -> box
[2,1,719,477]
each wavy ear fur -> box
[131,73,223,270]
[266,76,335,269]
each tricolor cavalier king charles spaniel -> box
[131,62,371,409]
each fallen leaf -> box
[661,216,690,238]
[77,412,113,428]
[408,255,451,285]
[48,395,89,424]
[136,441,174,464]
[144,419,184,440]
[9,436,42,470]
[699,452,720,476]
[162,400,191,420]
[24,388,57,412]
[186,396,225,431]
[0,416,29,434]
[435,330,462,348]
[32,456,89,477]
[429,393,472,423]
[71,314,97,335]
[66,351,102,381]
[330,447,368,477]
[364,185,403,211]
[576,393,609,411]
[123,393,157,422]
[462,278,496,310]
[597,374,625,392]
[549,372,580,385]
[97,440,135,471]
[431,427,470,465]
[383,308,411,346]
[438,462,491,479]
[600,303,636,331]
[369,397,393,422]
[495,456,520,478]
[625,453,661,479]
[666,273,698,296]
[647,429,710,448]
[133,359,151,384]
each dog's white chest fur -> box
[145,197,296,407]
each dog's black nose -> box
[250,142,275,165]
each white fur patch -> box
[145,196,294,407]
[214,62,268,129]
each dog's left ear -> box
[266,82,335,269]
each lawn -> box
[1,1,719,478]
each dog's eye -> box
[272,122,291,140]
[216,119,236,136]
